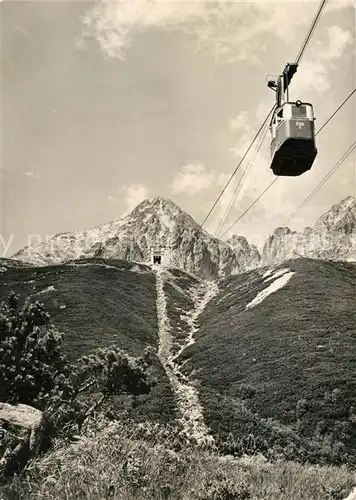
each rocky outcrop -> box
[226,235,261,271]
[11,197,254,280]
[0,403,47,477]
[261,197,356,265]
[10,196,356,278]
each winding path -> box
[154,265,218,446]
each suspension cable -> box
[295,0,327,64]
[218,89,356,239]
[214,117,271,238]
[285,141,356,225]
[199,0,328,232]
[198,105,275,232]
[219,178,278,239]
[316,88,356,135]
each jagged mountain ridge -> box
[11,195,356,278]
[11,197,254,280]
[261,196,356,265]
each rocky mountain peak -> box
[10,196,356,276]
[261,196,356,265]
[314,196,356,231]
[11,196,248,279]
[129,196,199,236]
[226,235,261,271]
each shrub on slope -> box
[0,259,179,426]
[0,292,152,450]
[0,292,69,408]
[2,417,355,500]
[0,258,158,360]
[179,259,356,465]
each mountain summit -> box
[261,196,356,265]
[11,196,356,277]
[11,196,256,279]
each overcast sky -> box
[1,0,355,255]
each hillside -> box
[175,258,356,465]
[0,257,159,360]
[0,257,185,425]
[2,256,355,465]
[1,255,356,498]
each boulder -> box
[0,403,47,477]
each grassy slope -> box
[179,259,356,464]
[0,257,157,360]
[0,257,178,424]
[1,257,356,498]
[2,418,355,500]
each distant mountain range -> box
[11,195,356,279]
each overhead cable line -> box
[285,141,356,225]
[218,89,356,238]
[198,105,275,231]
[199,0,328,232]
[295,0,327,64]
[316,88,356,135]
[219,178,278,239]
[214,119,270,238]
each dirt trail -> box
[154,266,218,446]
[173,279,219,361]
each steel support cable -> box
[199,0,327,231]
[215,0,330,236]
[218,89,356,239]
[315,88,356,135]
[214,126,269,238]
[295,0,327,64]
[285,141,356,225]
[214,122,270,238]
[219,177,278,239]
[199,105,275,232]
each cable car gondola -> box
[267,63,317,176]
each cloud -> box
[229,110,256,159]
[290,25,354,96]
[291,60,331,95]
[24,172,40,179]
[80,0,206,60]
[171,163,215,196]
[318,25,354,60]
[80,0,332,64]
[123,183,150,213]
[109,183,150,215]
[229,110,250,133]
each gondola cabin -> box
[269,100,317,176]
[267,62,317,176]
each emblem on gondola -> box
[296,121,305,129]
